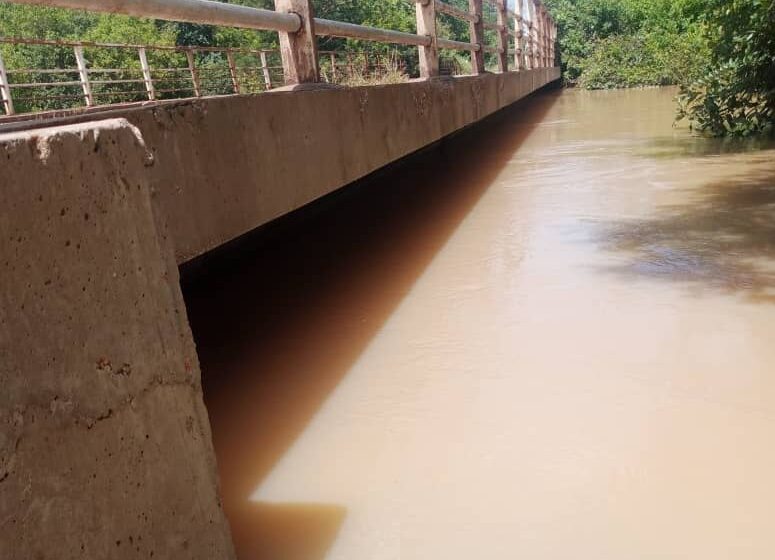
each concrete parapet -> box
[4,68,560,263]
[135,68,559,262]
[0,120,235,559]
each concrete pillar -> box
[0,120,236,560]
[536,4,544,68]
[514,0,524,71]
[415,0,439,79]
[275,0,319,84]
[469,0,486,74]
[496,0,509,72]
[535,7,542,68]
[544,9,550,67]
[527,0,537,69]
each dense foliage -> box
[0,0,490,113]
[678,0,775,136]
[541,0,710,88]
[539,0,774,136]
[0,0,471,68]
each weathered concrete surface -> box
[4,68,560,263]
[0,120,236,560]
[142,68,559,262]
[0,69,559,558]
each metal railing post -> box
[73,46,94,107]
[275,0,319,84]
[415,0,439,79]
[468,0,485,74]
[329,52,337,81]
[259,51,272,89]
[496,0,508,72]
[138,47,156,101]
[186,49,201,96]
[525,32,531,69]
[226,50,240,94]
[0,50,14,115]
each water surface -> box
[185,87,775,560]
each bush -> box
[579,28,709,89]
[678,0,775,136]
[543,0,711,88]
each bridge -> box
[0,0,559,558]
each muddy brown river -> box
[184,87,775,560]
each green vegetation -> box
[542,0,775,136]
[0,7,174,112]
[0,0,468,112]
[678,0,775,136]
[541,0,710,88]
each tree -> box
[542,0,710,87]
[678,0,775,136]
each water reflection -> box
[600,166,775,302]
[638,134,775,159]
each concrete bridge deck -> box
[0,68,559,558]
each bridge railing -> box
[0,37,410,115]
[0,0,556,116]
[0,38,282,112]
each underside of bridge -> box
[0,68,558,559]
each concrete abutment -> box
[0,120,235,559]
